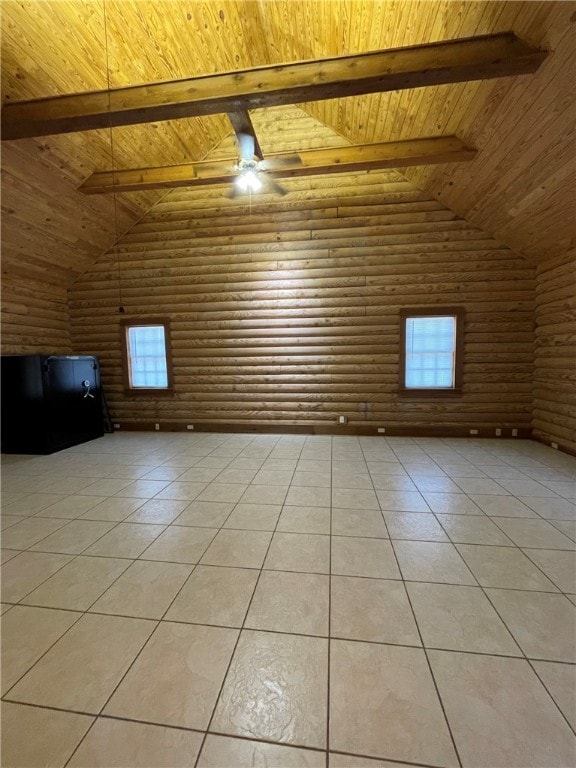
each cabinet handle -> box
[82,380,94,399]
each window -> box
[399,308,463,396]
[120,318,173,394]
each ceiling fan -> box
[227,110,294,197]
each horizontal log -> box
[117,220,473,252]
[103,389,532,403]
[112,235,501,259]
[107,407,532,422]
[151,188,427,217]
[125,209,459,240]
[72,323,535,342]
[92,247,519,274]
[70,298,536,316]
[143,198,441,227]
[75,268,533,293]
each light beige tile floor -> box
[1,433,575,767]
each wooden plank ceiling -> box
[2,0,574,287]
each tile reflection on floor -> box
[1,433,575,767]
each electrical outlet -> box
[186,424,194,430]
[469,429,478,435]
[338,416,347,424]
[113,423,120,429]
[377,427,386,433]
[495,428,502,436]
[155,423,160,431]
[551,442,558,450]
[512,428,518,437]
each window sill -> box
[398,388,463,399]
[123,388,174,397]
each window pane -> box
[405,316,456,388]
[127,326,168,388]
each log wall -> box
[1,277,71,354]
[533,252,576,453]
[69,171,535,434]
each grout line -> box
[326,438,333,768]
[328,743,449,768]
[479,583,576,736]
[373,442,464,768]
[376,453,469,764]
[520,547,574,592]
[62,710,99,766]
[2,698,455,768]
[192,434,306,767]
[3,560,570,596]
[6,522,576,544]
[198,729,329,757]
[5,699,460,768]
[526,657,576,737]
[0,609,86,700]
[2,699,104,720]
[12,528,576,552]
[2,551,85,605]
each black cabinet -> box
[1,355,104,454]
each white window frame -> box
[120,318,174,395]
[399,308,464,397]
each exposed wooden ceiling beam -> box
[78,136,476,194]
[2,32,546,141]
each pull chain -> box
[102,0,124,313]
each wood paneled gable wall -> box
[1,278,71,355]
[69,113,536,433]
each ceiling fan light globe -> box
[236,170,262,193]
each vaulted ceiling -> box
[2,0,575,288]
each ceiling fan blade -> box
[227,110,264,160]
[261,174,288,197]
[227,182,241,199]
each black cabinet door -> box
[0,355,49,453]
[1,354,104,454]
[44,357,103,451]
